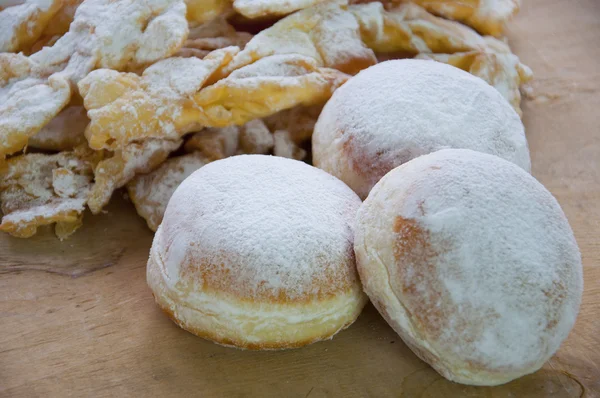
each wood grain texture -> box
[1,0,599,396]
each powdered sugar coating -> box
[312,59,530,199]
[354,149,583,386]
[154,155,362,301]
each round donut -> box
[147,154,367,350]
[312,59,531,199]
[354,149,582,386]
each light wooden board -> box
[1,0,599,396]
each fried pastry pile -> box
[80,47,240,149]
[0,0,532,239]
[82,47,348,150]
[350,0,520,37]
[0,0,188,162]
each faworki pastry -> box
[147,155,367,349]
[312,59,531,199]
[354,149,583,386]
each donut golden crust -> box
[312,59,531,199]
[354,149,583,386]
[148,255,366,350]
[147,155,367,349]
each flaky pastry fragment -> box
[26,34,61,55]
[237,119,274,154]
[0,0,188,161]
[273,130,307,160]
[233,0,328,19]
[28,105,89,151]
[195,54,349,128]
[185,0,230,25]
[127,153,210,231]
[25,0,84,54]
[176,16,253,58]
[0,53,71,161]
[42,0,84,36]
[80,47,239,150]
[87,139,182,214]
[409,0,520,37]
[183,126,240,160]
[183,118,280,160]
[173,48,212,59]
[183,113,311,160]
[222,0,376,76]
[29,0,189,83]
[350,2,490,54]
[0,0,62,52]
[0,146,99,239]
[263,104,322,143]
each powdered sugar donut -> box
[312,59,531,199]
[354,149,583,386]
[148,155,367,349]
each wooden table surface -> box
[1,0,599,396]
